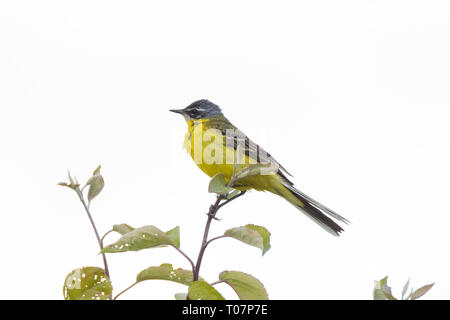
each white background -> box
[1,1,449,300]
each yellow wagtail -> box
[170,99,348,236]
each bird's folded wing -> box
[220,126,294,181]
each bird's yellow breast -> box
[182,118,280,192]
[183,118,236,180]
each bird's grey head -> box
[170,99,223,119]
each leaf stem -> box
[205,235,227,248]
[100,229,114,246]
[114,282,138,300]
[210,280,226,286]
[171,245,196,274]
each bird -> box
[170,99,349,236]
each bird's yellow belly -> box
[196,158,274,192]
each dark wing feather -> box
[204,117,293,179]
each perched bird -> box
[170,99,348,236]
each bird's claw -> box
[205,212,221,220]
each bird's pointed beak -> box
[169,109,185,115]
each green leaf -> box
[175,292,188,300]
[373,276,392,300]
[383,291,397,300]
[112,223,135,235]
[58,171,80,190]
[374,276,388,290]
[188,281,225,300]
[405,288,414,300]
[68,171,76,185]
[93,165,101,176]
[224,224,271,255]
[165,226,180,248]
[109,224,178,247]
[101,225,176,253]
[136,263,195,285]
[402,278,410,300]
[208,173,233,195]
[219,271,268,300]
[410,283,434,300]
[373,289,386,300]
[85,174,104,203]
[63,267,112,300]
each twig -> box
[74,187,111,282]
[193,196,224,281]
[193,191,246,281]
[217,191,246,209]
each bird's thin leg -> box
[217,191,247,210]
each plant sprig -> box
[59,167,111,300]
[60,165,270,300]
[373,276,435,300]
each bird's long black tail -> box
[280,182,349,236]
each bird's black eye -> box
[189,109,201,118]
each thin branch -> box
[171,245,195,274]
[193,196,224,281]
[74,188,111,282]
[193,191,246,281]
[114,282,139,300]
[217,191,246,209]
